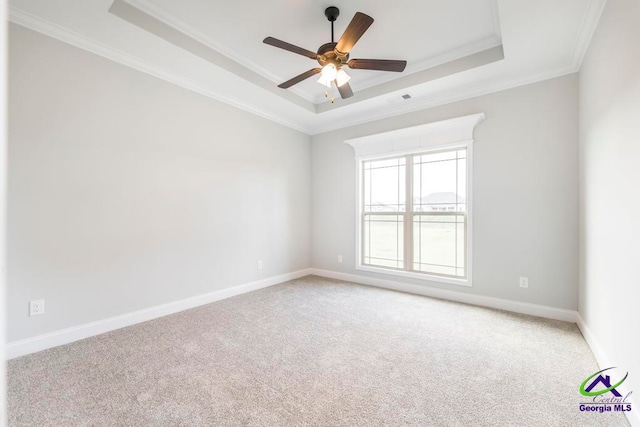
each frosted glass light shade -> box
[321,63,337,81]
[336,68,351,87]
[317,73,332,87]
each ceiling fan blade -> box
[347,59,407,72]
[335,12,374,54]
[336,81,354,99]
[263,37,318,59]
[278,68,322,89]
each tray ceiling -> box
[9,0,605,134]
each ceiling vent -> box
[387,94,412,104]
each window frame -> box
[355,141,473,287]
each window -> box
[361,147,469,284]
[346,113,484,286]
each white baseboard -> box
[576,314,639,427]
[6,268,312,360]
[576,313,611,369]
[309,268,578,323]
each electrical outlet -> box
[338,255,343,263]
[29,299,45,316]
[519,277,529,288]
[257,260,263,270]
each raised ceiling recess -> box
[9,0,606,134]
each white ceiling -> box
[9,0,605,135]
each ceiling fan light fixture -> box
[317,75,332,87]
[335,68,351,87]
[317,63,337,87]
[321,63,338,81]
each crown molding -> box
[489,0,502,39]
[127,0,505,109]
[8,0,605,137]
[316,45,505,113]
[308,62,578,135]
[313,36,504,104]
[124,0,316,104]
[107,0,314,112]
[8,6,314,135]
[570,0,607,69]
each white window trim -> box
[345,113,485,287]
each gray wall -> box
[579,0,640,408]
[7,25,311,342]
[311,74,579,309]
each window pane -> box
[413,149,466,213]
[364,157,406,212]
[413,214,465,277]
[456,219,465,272]
[359,147,469,282]
[413,151,457,163]
[456,156,467,212]
[363,214,404,269]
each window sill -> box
[356,264,472,287]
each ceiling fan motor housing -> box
[317,42,348,68]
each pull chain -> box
[324,91,335,104]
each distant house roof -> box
[420,192,465,205]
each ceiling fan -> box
[263,6,407,100]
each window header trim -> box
[344,113,485,159]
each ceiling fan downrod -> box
[325,6,340,43]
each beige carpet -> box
[7,276,629,426]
